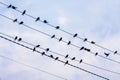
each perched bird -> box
[46,48,49,52]
[51,35,55,38]
[55,26,60,29]
[95,52,98,56]
[13,19,17,22]
[59,37,62,42]
[14,36,18,40]
[22,10,26,15]
[41,52,45,55]
[55,57,59,60]
[33,47,36,52]
[36,45,40,48]
[104,53,110,57]
[86,49,91,52]
[83,38,87,42]
[64,60,69,65]
[71,57,75,60]
[12,6,17,9]
[114,51,117,54]
[67,41,71,45]
[79,59,83,63]
[35,17,40,22]
[18,38,22,41]
[8,4,12,8]
[50,55,54,58]
[91,41,95,44]
[80,46,84,50]
[73,33,78,38]
[65,54,69,58]
[19,21,24,25]
[43,20,48,23]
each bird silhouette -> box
[14,36,18,40]
[8,4,12,8]
[67,41,71,45]
[19,21,24,25]
[83,38,87,42]
[73,33,78,38]
[51,35,55,38]
[56,26,60,29]
[35,17,40,22]
[64,60,69,65]
[50,55,54,58]
[13,19,17,22]
[71,57,75,60]
[79,59,82,63]
[91,41,95,44]
[59,37,62,42]
[114,51,117,54]
[36,45,40,48]
[43,20,48,23]
[55,57,59,60]
[33,47,36,52]
[65,54,69,58]
[104,53,110,57]
[46,48,49,52]
[22,10,26,15]
[41,52,45,55]
[12,6,17,9]
[95,52,98,56]
[80,46,84,50]
[18,38,22,41]
[84,48,90,52]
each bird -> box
[14,36,18,40]
[59,37,62,42]
[86,49,91,52]
[46,48,49,52]
[51,35,55,38]
[73,33,78,38]
[43,20,48,23]
[55,57,59,60]
[12,6,17,9]
[64,60,69,65]
[35,17,40,22]
[41,52,45,55]
[67,41,71,45]
[22,10,26,15]
[91,41,95,44]
[83,38,87,42]
[8,4,12,8]
[80,46,84,50]
[65,54,69,58]
[55,26,60,29]
[50,55,54,58]
[36,45,40,48]
[79,59,83,63]
[13,19,17,22]
[71,57,75,60]
[95,52,98,56]
[18,38,22,41]
[19,21,24,25]
[33,47,36,52]
[114,51,117,54]
[104,53,110,57]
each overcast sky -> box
[0,0,120,80]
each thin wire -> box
[0,35,110,80]
[0,1,119,56]
[0,14,120,66]
[0,32,120,75]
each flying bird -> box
[22,10,26,15]
[18,38,22,41]
[91,41,95,44]
[65,54,69,58]
[12,6,17,9]
[73,33,78,38]
[35,17,40,22]
[114,51,117,54]
[67,41,71,45]
[55,26,60,29]
[19,21,24,25]
[95,52,98,56]
[14,36,18,40]
[41,52,45,55]
[51,35,55,38]
[104,53,110,57]
[83,38,87,42]
[46,48,49,52]
[43,20,48,23]
[36,45,40,48]
[80,46,84,50]
[59,37,62,42]
[55,57,59,60]
[13,19,17,22]
[8,4,12,8]
[71,57,75,60]
[64,60,69,65]
[79,59,83,63]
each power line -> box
[0,35,110,80]
[0,1,119,56]
[0,14,120,66]
[0,32,120,76]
